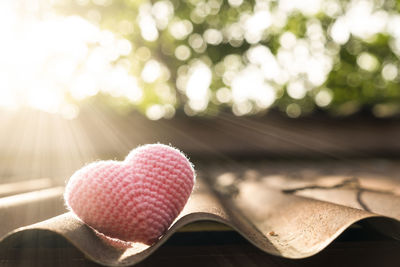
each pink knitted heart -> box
[64,144,195,245]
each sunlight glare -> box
[315,89,333,107]
[141,60,162,83]
[146,104,165,120]
[0,2,142,118]
[357,52,379,72]
[139,3,159,42]
[244,9,271,44]
[185,62,212,112]
[231,65,276,112]
[381,63,398,81]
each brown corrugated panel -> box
[0,159,400,266]
[1,111,400,266]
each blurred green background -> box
[2,0,400,119]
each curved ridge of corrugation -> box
[1,179,400,266]
[0,211,399,267]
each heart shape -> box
[64,144,195,245]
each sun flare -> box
[0,1,141,119]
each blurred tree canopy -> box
[54,0,400,119]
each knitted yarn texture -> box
[64,144,195,245]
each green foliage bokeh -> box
[55,0,400,118]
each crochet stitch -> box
[64,144,195,245]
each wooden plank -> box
[0,178,54,198]
[0,187,66,237]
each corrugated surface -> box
[1,160,400,266]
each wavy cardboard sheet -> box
[1,173,400,267]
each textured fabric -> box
[64,144,195,245]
